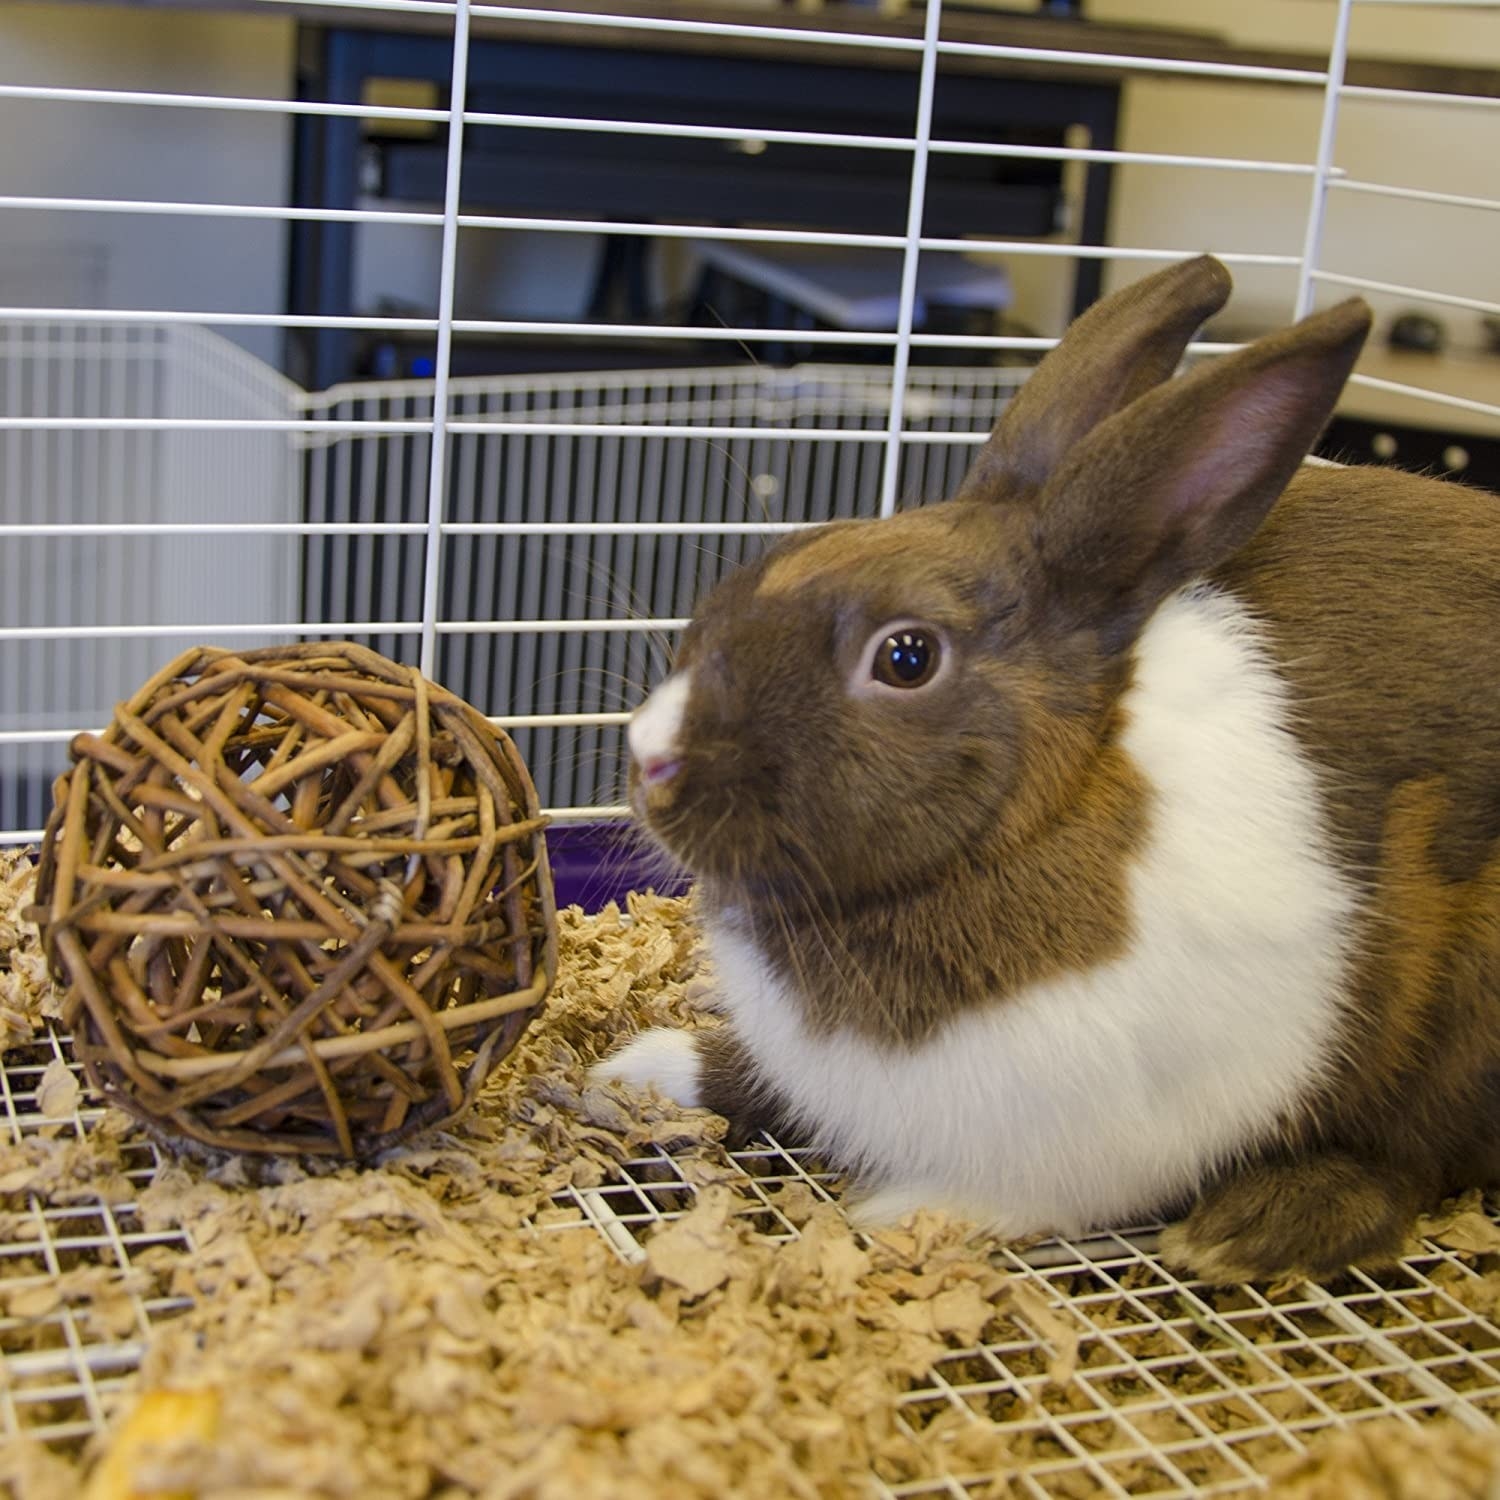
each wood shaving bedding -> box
[1265,1420,1500,1499]
[0,850,53,1052]
[0,856,1498,1498]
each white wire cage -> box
[0,321,302,833]
[0,347,1018,828]
[298,360,1021,814]
[1,0,1499,1490]
[0,0,1497,842]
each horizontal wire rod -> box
[1309,270,1500,317]
[0,250,1297,338]
[1327,179,1500,213]
[1341,84,1500,109]
[13,364,1495,431]
[0,195,446,226]
[0,154,1334,232]
[0,800,636,844]
[437,618,689,634]
[439,520,826,534]
[4,414,1285,439]
[0,276,1282,332]
[0,308,895,339]
[0,82,448,120]
[934,38,1326,84]
[6,382,1491,440]
[1350,1,1500,10]
[0,523,428,537]
[458,108,912,149]
[0,44,1331,129]
[0,521,812,538]
[0,710,634,748]
[260,0,460,15]
[0,419,974,438]
[0,417,438,432]
[926,141,1329,171]
[0,621,416,641]
[0,307,444,330]
[0,158,1329,228]
[0,619,689,641]
[1345,374,1500,422]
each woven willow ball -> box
[30,642,558,1159]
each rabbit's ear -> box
[959,255,1233,502]
[1033,296,1372,646]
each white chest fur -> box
[704,584,1356,1237]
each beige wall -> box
[1066,1,1499,346]
[1090,0,1496,60]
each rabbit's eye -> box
[872,630,939,689]
[853,620,949,698]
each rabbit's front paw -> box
[591,1028,704,1108]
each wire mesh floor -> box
[0,1030,192,1449]
[5,1031,1500,1495]
[553,1153,1500,1498]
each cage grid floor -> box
[5,1033,1500,1495]
[0,1030,193,1448]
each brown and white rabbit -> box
[592,253,1500,1283]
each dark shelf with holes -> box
[1318,416,1500,495]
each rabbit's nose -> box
[629,671,693,784]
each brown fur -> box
[957,253,1233,500]
[1216,466,1500,893]
[636,254,1500,1282]
[695,1025,799,1150]
[1208,469,1500,1243]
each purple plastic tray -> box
[543,820,691,913]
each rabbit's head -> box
[629,256,1371,906]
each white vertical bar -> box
[1294,0,1355,319]
[469,396,503,713]
[447,388,481,703]
[419,0,473,678]
[877,0,944,519]
[331,394,354,634]
[0,326,17,832]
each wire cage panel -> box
[0,1032,193,1449]
[0,340,1018,832]
[0,322,301,831]
[0,331,1020,830]
[10,1029,1500,1499]
[0,2,1495,849]
[301,362,1020,809]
